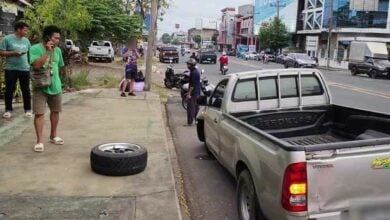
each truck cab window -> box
[233,79,257,102]
[281,76,298,98]
[301,75,324,96]
[259,77,278,100]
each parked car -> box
[348,41,390,79]
[65,39,80,53]
[284,53,317,68]
[197,50,217,64]
[258,51,275,62]
[244,52,259,60]
[159,47,179,63]
[226,49,236,56]
[275,53,288,64]
[196,69,390,220]
[88,40,115,63]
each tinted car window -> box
[281,76,298,98]
[301,75,323,96]
[233,79,257,102]
[259,77,278,100]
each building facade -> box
[297,0,390,69]
[188,28,218,48]
[0,0,32,36]
[218,7,236,50]
[233,4,258,50]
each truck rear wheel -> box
[351,67,358,76]
[369,70,378,79]
[237,170,265,220]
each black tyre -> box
[164,79,173,89]
[351,66,358,76]
[91,143,147,176]
[370,70,377,79]
[182,93,188,110]
[294,62,299,68]
[237,170,264,220]
[197,119,205,142]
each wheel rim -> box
[98,143,141,154]
[240,182,253,220]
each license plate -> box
[207,58,211,60]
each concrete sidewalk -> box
[0,89,181,220]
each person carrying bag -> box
[31,52,53,88]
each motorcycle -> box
[221,64,228,75]
[164,63,190,89]
[181,71,214,110]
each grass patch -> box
[97,73,121,88]
[71,70,92,90]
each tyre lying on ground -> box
[90,143,147,176]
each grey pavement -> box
[0,89,182,220]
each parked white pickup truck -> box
[196,69,390,220]
[88,40,115,63]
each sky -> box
[157,0,253,37]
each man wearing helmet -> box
[219,51,228,71]
[185,58,201,126]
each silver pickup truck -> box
[196,69,390,220]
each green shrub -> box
[97,73,120,88]
[71,70,91,90]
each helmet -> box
[186,58,197,66]
[222,51,226,56]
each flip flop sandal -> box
[50,137,64,145]
[2,112,11,119]
[34,143,44,152]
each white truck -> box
[87,40,115,63]
[196,69,390,220]
[65,39,80,53]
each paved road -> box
[165,53,390,220]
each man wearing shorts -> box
[121,39,139,97]
[29,26,65,152]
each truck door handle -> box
[214,118,218,123]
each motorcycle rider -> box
[185,58,201,126]
[219,51,228,72]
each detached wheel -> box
[90,143,147,176]
[237,170,264,220]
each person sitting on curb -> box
[121,39,140,97]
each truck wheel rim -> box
[98,143,141,154]
[240,183,252,220]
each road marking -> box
[328,82,390,100]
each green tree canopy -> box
[161,33,171,44]
[193,35,201,46]
[25,0,91,43]
[258,17,290,52]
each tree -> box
[172,38,180,45]
[258,17,289,52]
[161,33,171,44]
[193,35,201,47]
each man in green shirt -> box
[29,25,65,152]
[0,21,31,119]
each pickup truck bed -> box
[236,104,390,149]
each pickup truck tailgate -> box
[306,144,390,217]
[91,47,109,55]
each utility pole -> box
[326,0,334,69]
[200,19,203,48]
[144,0,158,91]
[270,0,286,20]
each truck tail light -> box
[282,162,307,212]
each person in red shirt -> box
[219,51,228,71]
